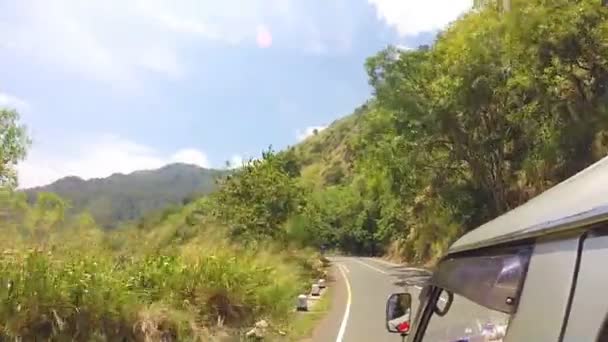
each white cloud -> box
[0,0,360,87]
[395,44,414,51]
[296,125,327,142]
[147,11,218,38]
[368,0,473,36]
[224,154,262,169]
[1,2,134,85]
[171,148,210,167]
[17,135,210,188]
[228,155,245,169]
[138,47,183,79]
[0,92,30,110]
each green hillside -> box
[25,163,228,228]
[280,0,608,262]
[291,104,368,190]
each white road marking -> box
[336,264,352,342]
[342,264,350,273]
[367,258,402,267]
[362,258,432,275]
[353,258,389,275]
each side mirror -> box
[386,292,412,335]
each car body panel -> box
[562,233,608,341]
[504,236,580,342]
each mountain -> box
[25,163,228,228]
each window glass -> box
[424,290,510,342]
[432,246,532,314]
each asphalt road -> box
[311,257,432,342]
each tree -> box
[0,109,30,188]
[357,0,608,261]
[211,148,305,241]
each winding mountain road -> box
[311,257,432,342]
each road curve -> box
[311,257,431,342]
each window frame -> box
[561,229,608,341]
[411,243,533,342]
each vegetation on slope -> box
[0,189,323,340]
[0,111,322,340]
[25,164,228,228]
[285,0,608,263]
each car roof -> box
[448,155,608,254]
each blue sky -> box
[0,0,471,187]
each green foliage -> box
[28,192,70,243]
[356,0,608,261]
[275,0,608,263]
[0,192,322,340]
[322,162,345,185]
[0,109,30,188]
[211,148,305,241]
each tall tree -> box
[0,109,29,188]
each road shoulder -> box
[303,262,348,342]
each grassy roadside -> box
[287,285,333,341]
[0,195,328,341]
[285,257,333,341]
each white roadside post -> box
[318,278,326,289]
[297,294,308,311]
[311,283,321,297]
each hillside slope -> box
[291,103,368,189]
[280,0,608,263]
[25,163,227,228]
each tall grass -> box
[0,199,322,341]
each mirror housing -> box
[385,292,412,335]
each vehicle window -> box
[420,247,531,341]
[423,290,510,342]
[432,247,532,314]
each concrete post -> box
[297,294,308,311]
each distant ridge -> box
[25,163,228,228]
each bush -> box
[0,242,309,340]
[0,194,318,341]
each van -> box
[385,156,608,341]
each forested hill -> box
[17,0,608,264]
[211,0,608,263]
[25,163,227,228]
[292,105,367,189]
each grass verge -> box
[288,287,333,341]
[286,265,333,341]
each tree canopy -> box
[0,109,29,188]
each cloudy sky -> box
[0,0,472,188]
